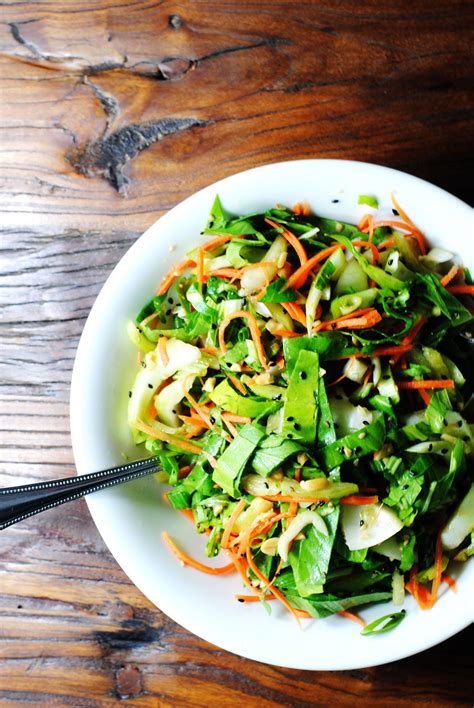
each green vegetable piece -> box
[316,416,386,471]
[334,258,369,296]
[361,610,406,636]
[212,424,266,497]
[425,390,451,434]
[252,435,303,477]
[330,289,378,318]
[289,506,340,596]
[365,264,404,291]
[283,334,359,373]
[281,350,320,443]
[209,380,281,418]
[358,194,379,209]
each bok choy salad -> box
[127,194,474,632]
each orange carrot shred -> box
[440,265,459,287]
[339,610,366,628]
[202,233,247,252]
[286,245,342,290]
[196,246,205,284]
[219,310,268,369]
[157,258,195,295]
[281,301,307,328]
[446,285,474,295]
[396,379,454,390]
[441,574,457,592]
[226,372,248,396]
[340,495,379,505]
[221,499,247,550]
[162,532,235,575]
[264,217,308,266]
[158,336,169,367]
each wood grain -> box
[0,0,473,705]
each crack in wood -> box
[67,118,210,192]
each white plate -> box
[70,159,474,670]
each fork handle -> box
[0,457,158,530]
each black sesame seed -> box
[210,416,216,424]
[147,383,153,389]
[388,259,394,267]
[382,374,390,380]
[208,220,214,228]
[428,444,433,452]
[287,433,293,439]
[294,423,300,431]
[128,391,132,398]
[441,448,448,454]
[237,598,245,603]
[287,416,294,422]
[272,394,282,401]
[463,435,470,442]
[299,371,307,380]
[166,309,172,316]
[409,470,415,477]
[457,420,463,428]
[363,420,369,425]
[332,199,340,203]
[168,297,174,304]
[359,520,365,527]
[392,208,399,216]
[402,484,408,490]
[353,447,361,455]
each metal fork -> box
[0,456,158,530]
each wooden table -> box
[1,1,473,704]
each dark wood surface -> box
[1,1,473,704]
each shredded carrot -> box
[426,531,443,608]
[202,233,247,252]
[377,236,396,250]
[440,265,460,288]
[226,372,248,396]
[182,375,215,430]
[286,245,342,290]
[221,499,247,550]
[140,311,160,327]
[262,494,329,503]
[235,594,276,603]
[264,218,308,267]
[227,551,261,595]
[292,202,302,215]
[178,508,195,523]
[158,337,169,367]
[196,246,205,284]
[222,415,238,438]
[200,346,218,354]
[222,412,252,423]
[302,200,311,216]
[178,465,194,479]
[281,301,307,328]
[162,532,235,575]
[314,308,382,332]
[273,329,302,338]
[157,258,195,295]
[338,610,366,628]
[185,424,206,439]
[441,574,457,592]
[133,419,210,460]
[246,537,302,627]
[353,239,379,265]
[219,310,268,369]
[208,267,242,281]
[340,495,379,505]
[335,344,413,361]
[327,371,347,388]
[418,388,432,406]
[397,379,454,390]
[390,192,426,254]
[446,284,474,295]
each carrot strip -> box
[227,551,261,595]
[340,495,379,505]
[158,337,169,367]
[221,499,247,550]
[441,574,457,592]
[208,267,242,281]
[235,594,276,603]
[182,375,214,430]
[353,239,379,265]
[418,388,432,406]
[196,246,205,284]
[302,200,310,216]
[133,419,209,459]
[396,379,454,390]
[339,610,366,628]
[446,285,474,295]
[222,413,252,423]
[222,415,238,438]
[162,532,235,575]
[314,309,382,332]
[200,346,218,354]
[286,245,342,290]
[264,218,308,266]
[140,311,160,327]
[281,301,307,328]
[390,192,426,252]
[246,540,302,627]
[273,329,302,338]
[427,531,443,608]
[440,265,460,288]
[226,372,248,396]
[185,424,206,439]
[219,310,268,369]
[178,465,194,479]
[157,258,195,295]
[334,344,413,360]
[202,233,247,252]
